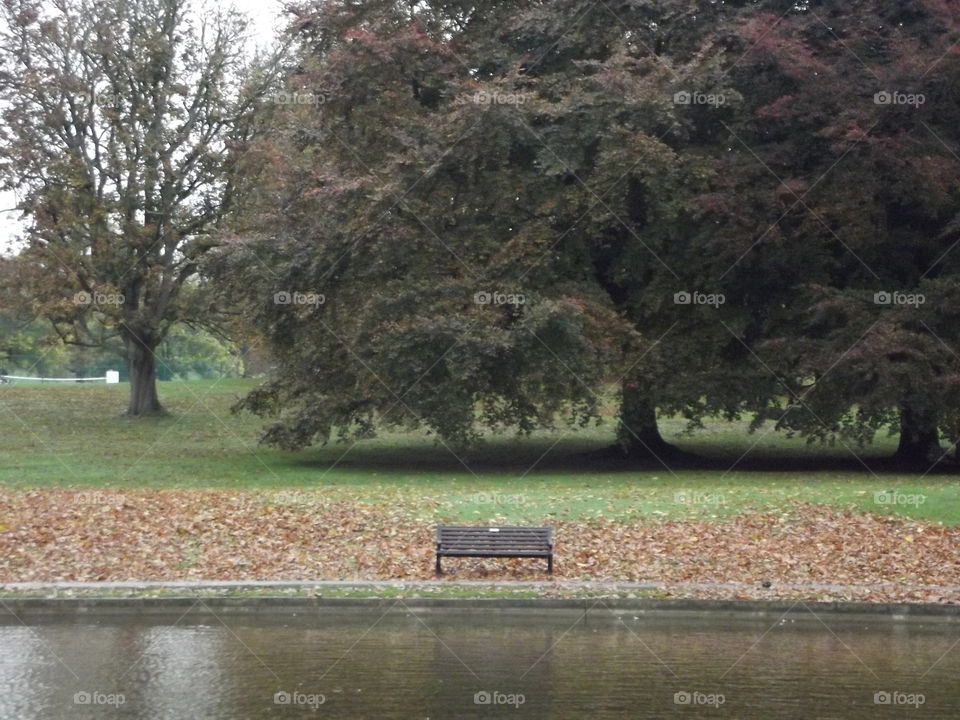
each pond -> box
[1,604,958,718]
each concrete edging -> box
[1,582,958,620]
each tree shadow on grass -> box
[293,436,960,477]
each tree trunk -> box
[894,403,941,464]
[125,330,163,416]
[616,376,676,458]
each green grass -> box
[0,379,958,524]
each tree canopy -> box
[5,0,957,466]
[213,0,960,465]
[0,0,277,413]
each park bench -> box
[435,525,553,574]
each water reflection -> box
[1,607,958,718]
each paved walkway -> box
[4,579,960,593]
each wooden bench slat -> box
[443,536,547,540]
[440,531,548,537]
[439,525,548,530]
[443,544,545,548]
[441,532,547,537]
[439,539,550,545]
[440,542,550,548]
[440,547,551,552]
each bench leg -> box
[547,555,553,574]
[436,554,442,575]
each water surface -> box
[1,606,957,718]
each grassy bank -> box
[0,379,956,524]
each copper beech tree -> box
[707,0,960,463]
[212,0,763,456]
[219,0,960,465]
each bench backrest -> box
[437,525,552,551]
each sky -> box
[0,0,287,254]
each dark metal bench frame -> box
[435,525,553,574]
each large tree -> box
[701,0,960,463]
[0,0,276,414]
[220,0,960,465]
[214,0,774,456]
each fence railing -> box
[0,370,120,384]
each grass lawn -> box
[0,378,956,525]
